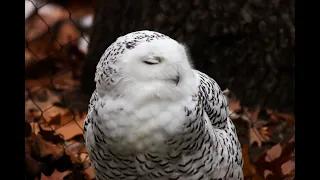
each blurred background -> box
[25,0,295,179]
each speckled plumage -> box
[84,30,243,180]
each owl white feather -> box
[84,30,243,180]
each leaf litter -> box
[25,0,94,176]
[224,89,295,179]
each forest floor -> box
[25,0,295,179]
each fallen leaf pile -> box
[25,0,95,179]
[25,0,93,79]
[25,1,295,179]
[25,87,95,179]
[224,89,295,179]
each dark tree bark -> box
[82,0,295,112]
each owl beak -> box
[173,75,180,85]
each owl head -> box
[95,30,196,102]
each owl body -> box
[84,30,243,180]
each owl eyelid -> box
[142,56,163,65]
[143,60,158,65]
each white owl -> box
[84,30,243,180]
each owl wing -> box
[83,89,99,140]
[195,70,243,175]
[194,70,229,129]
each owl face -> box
[95,30,197,101]
[117,38,195,101]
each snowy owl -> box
[84,30,243,180]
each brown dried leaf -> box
[263,170,273,179]
[40,138,64,158]
[249,127,269,148]
[265,144,282,162]
[244,107,260,122]
[63,141,86,165]
[37,124,65,144]
[54,112,87,140]
[260,127,270,140]
[270,112,295,128]
[281,160,295,175]
[80,153,89,163]
[265,109,274,114]
[281,171,295,180]
[25,88,61,113]
[48,113,62,126]
[55,20,81,46]
[273,112,295,122]
[65,150,82,164]
[82,166,96,180]
[242,144,257,178]
[25,89,29,98]
[28,109,42,120]
[25,15,49,41]
[69,7,93,20]
[254,139,295,178]
[25,88,76,128]
[25,49,39,69]
[26,153,43,177]
[79,145,88,154]
[41,169,72,180]
[29,122,40,135]
[65,142,85,155]
[26,134,64,159]
[281,138,295,157]
[43,106,70,126]
[25,4,70,42]
[26,72,80,90]
[25,33,55,62]
[26,122,33,137]
[229,99,241,112]
[30,122,55,135]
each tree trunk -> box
[81,0,295,112]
